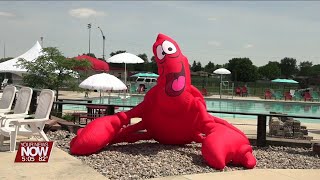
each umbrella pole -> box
[124,63,128,98]
[108,91,111,104]
[124,63,127,85]
[220,75,222,99]
[99,90,102,104]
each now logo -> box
[15,141,54,163]
[21,146,49,157]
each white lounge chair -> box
[0,89,55,152]
[0,87,33,126]
[1,78,8,89]
[0,85,17,115]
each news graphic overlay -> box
[15,141,54,163]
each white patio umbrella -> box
[79,73,127,103]
[213,68,231,98]
[213,68,231,79]
[106,53,144,85]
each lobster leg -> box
[195,100,256,169]
[70,102,147,155]
[110,121,152,144]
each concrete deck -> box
[149,169,320,180]
[0,139,106,180]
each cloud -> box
[0,11,15,17]
[208,41,221,47]
[244,44,254,48]
[69,8,106,18]
[207,17,218,21]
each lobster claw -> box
[70,112,130,155]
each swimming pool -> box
[63,95,320,123]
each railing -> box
[53,100,320,147]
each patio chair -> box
[273,91,283,100]
[241,86,248,97]
[293,91,303,101]
[289,89,295,97]
[0,85,17,115]
[264,89,272,99]
[284,92,292,101]
[311,92,319,102]
[0,87,33,126]
[0,89,55,152]
[1,78,8,89]
[130,84,137,93]
[304,91,312,101]
[235,87,241,96]
[201,88,208,96]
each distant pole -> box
[98,27,106,60]
[87,23,92,54]
[40,37,44,47]
[3,42,5,58]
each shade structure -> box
[131,72,159,78]
[271,78,298,84]
[0,41,43,76]
[75,55,109,72]
[106,53,144,85]
[79,73,127,103]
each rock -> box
[313,143,320,155]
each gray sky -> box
[1,1,320,66]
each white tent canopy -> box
[0,41,43,76]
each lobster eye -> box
[156,45,165,60]
[162,40,177,55]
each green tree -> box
[195,61,203,71]
[280,57,298,78]
[85,53,96,58]
[310,64,320,76]
[191,61,197,72]
[150,56,156,62]
[258,61,281,80]
[0,57,14,63]
[137,53,148,63]
[204,61,215,73]
[149,56,158,73]
[17,47,91,100]
[110,50,126,57]
[227,57,258,82]
[298,61,313,76]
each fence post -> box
[56,99,63,118]
[107,106,115,115]
[257,115,267,147]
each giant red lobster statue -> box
[70,33,256,169]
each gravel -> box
[47,130,320,180]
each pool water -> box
[63,95,320,123]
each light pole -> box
[87,23,92,54]
[97,26,106,60]
[3,42,5,58]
